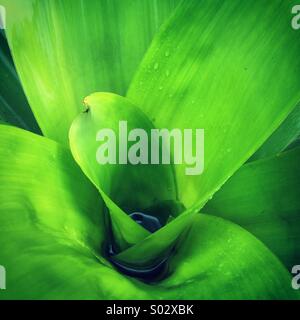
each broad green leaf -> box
[249,102,300,161]
[0,31,40,133]
[1,208,297,299]
[0,124,105,254]
[203,148,300,269]
[69,92,180,251]
[127,0,300,212]
[0,124,142,299]
[0,228,151,299]
[158,214,299,300]
[3,0,180,145]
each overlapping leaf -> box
[127,0,300,211]
[0,0,299,300]
[3,0,180,145]
[69,0,300,268]
[250,103,300,161]
[204,147,300,269]
[0,130,296,300]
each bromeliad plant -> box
[0,0,300,299]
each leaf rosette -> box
[0,0,300,299]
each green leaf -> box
[158,214,299,300]
[3,0,180,145]
[0,124,105,254]
[127,0,300,211]
[203,147,300,269]
[1,206,297,298]
[0,124,135,299]
[249,102,300,161]
[69,92,181,251]
[113,209,196,269]
[69,95,197,268]
[0,228,145,299]
[0,31,40,133]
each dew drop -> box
[185,279,195,284]
[165,50,170,57]
[154,62,159,70]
